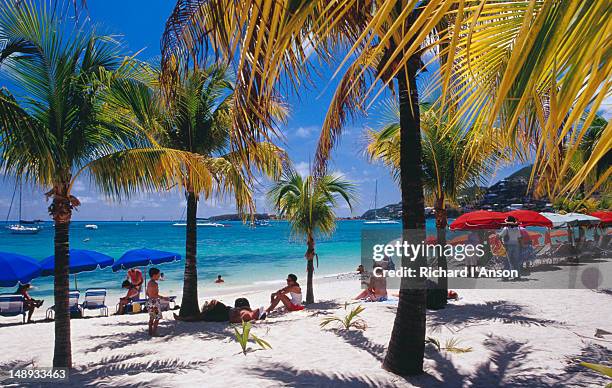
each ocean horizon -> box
[0,219,441,300]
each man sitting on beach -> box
[264,274,304,315]
[117,280,140,315]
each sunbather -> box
[117,280,140,315]
[15,283,43,323]
[264,274,303,314]
[173,298,263,323]
[354,263,387,302]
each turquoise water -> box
[0,220,440,300]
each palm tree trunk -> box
[180,190,199,317]
[305,234,315,304]
[383,62,427,376]
[51,196,72,368]
[434,195,448,307]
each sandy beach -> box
[1,266,611,387]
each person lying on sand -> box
[263,274,304,316]
[354,263,388,302]
[117,280,140,315]
[173,298,264,323]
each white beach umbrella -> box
[540,212,601,228]
[562,213,601,226]
[539,213,572,228]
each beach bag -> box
[132,302,142,313]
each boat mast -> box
[373,180,378,219]
[18,181,22,223]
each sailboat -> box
[364,180,399,225]
[6,182,41,234]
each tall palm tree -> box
[161,0,610,376]
[366,100,508,304]
[0,1,201,367]
[268,169,355,304]
[105,64,287,317]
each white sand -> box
[1,270,611,387]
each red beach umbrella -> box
[506,210,553,228]
[590,211,612,225]
[449,210,507,230]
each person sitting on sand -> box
[173,298,263,323]
[215,275,224,284]
[117,280,140,315]
[15,283,43,323]
[264,274,303,315]
[146,268,170,336]
[356,264,365,274]
[354,262,388,302]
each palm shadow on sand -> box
[428,300,560,329]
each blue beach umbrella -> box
[0,251,42,287]
[112,249,181,288]
[112,249,181,271]
[40,249,114,289]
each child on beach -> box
[146,267,170,336]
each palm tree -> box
[366,101,508,304]
[105,63,287,317]
[162,66,285,317]
[268,169,355,304]
[0,2,200,367]
[161,0,610,376]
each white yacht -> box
[363,180,399,225]
[85,224,98,230]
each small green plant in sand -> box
[426,337,473,353]
[580,361,612,388]
[233,320,272,355]
[320,305,367,331]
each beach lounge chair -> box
[0,294,26,323]
[46,290,81,320]
[81,289,109,317]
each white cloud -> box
[294,161,311,177]
[294,126,318,139]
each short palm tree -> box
[0,2,199,367]
[366,100,508,303]
[268,169,355,304]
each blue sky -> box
[0,1,528,221]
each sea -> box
[0,220,439,300]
